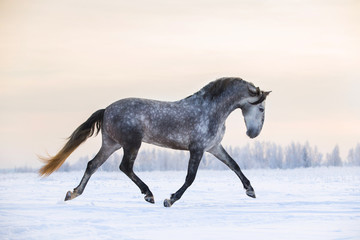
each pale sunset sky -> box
[0,0,359,168]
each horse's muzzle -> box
[246,129,259,139]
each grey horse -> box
[39,77,271,207]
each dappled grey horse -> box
[39,77,271,207]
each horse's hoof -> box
[163,199,173,207]
[64,191,73,201]
[246,189,256,198]
[64,191,79,201]
[144,195,155,204]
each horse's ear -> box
[264,91,271,96]
[249,90,271,105]
[248,84,260,96]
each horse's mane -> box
[192,77,243,100]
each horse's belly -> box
[142,132,190,150]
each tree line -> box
[55,142,360,172]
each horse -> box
[39,77,271,207]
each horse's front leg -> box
[209,144,256,198]
[164,149,204,207]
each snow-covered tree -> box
[347,143,360,166]
[309,146,323,167]
[285,142,303,168]
[52,141,350,172]
[326,145,342,167]
[266,142,283,169]
[71,155,89,171]
[100,153,121,171]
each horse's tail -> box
[39,109,105,176]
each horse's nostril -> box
[246,129,258,139]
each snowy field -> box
[0,167,359,240]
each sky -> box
[0,0,359,168]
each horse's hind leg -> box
[120,146,154,204]
[65,138,120,201]
[209,144,256,198]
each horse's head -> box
[239,83,271,139]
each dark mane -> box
[201,77,243,100]
[183,77,244,101]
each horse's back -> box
[102,98,193,149]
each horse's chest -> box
[201,124,225,150]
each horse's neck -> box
[180,91,240,123]
[213,94,240,122]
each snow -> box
[1,167,359,240]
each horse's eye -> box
[259,108,264,112]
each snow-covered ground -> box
[0,167,359,240]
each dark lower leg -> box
[164,170,196,207]
[164,150,203,207]
[231,166,255,198]
[120,148,154,203]
[121,168,154,203]
[65,145,118,201]
[209,145,255,198]
[72,160,100,195]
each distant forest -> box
[50,141,360,172]
[8,142,360,173]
